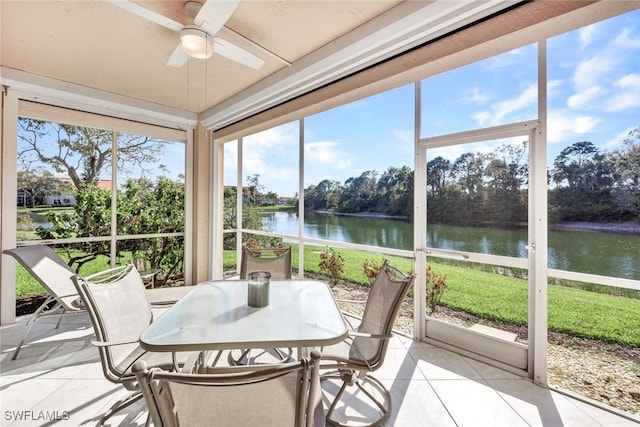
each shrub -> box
[426,265,447,313]
[362,258,382,284]
[319,246,344,286]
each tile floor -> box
[1,312,639,426]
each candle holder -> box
[247,271,271,307]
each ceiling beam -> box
[214,0,639,143]
[201,0,521,130]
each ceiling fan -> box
[107,0,264,69]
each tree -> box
[611,127,640,220]
[376,166,413,216]
[18,119,165,190]
[339,170,378,212]
[246,174,263,205]
[264,191,279,205]
[550,141,617,221]
[37,177,186,280]
[484,142,528,223]
[451,152,487,223]
[426,157,451,222]
[16,168,70,207]
[551,141,600,188]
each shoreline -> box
[314,210,410,220]
[312,210,640,234]
[549,221,640,234]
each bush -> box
[319,246,344,286]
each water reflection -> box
[260,211,640,280]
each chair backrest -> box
[353,260,415,367]
[133,350,322,427]
[73,264,153,382]
[240,246,292,280]
[3,245,80,311]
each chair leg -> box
[229,347,293,365]
[11,296,55,360]
[321,371,391,427]
[98,390,144,426]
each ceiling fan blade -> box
[106,0,183,32]
[195,0,240,35]
[213,38,265,70]
[167,44,190,67]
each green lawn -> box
[14,245,639,346]
[225,244,640,346]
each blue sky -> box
[225,9,640,197]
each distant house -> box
[17,178,113,207]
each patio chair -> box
[319,260,415,427]
[3,245,193,360]
[3,245,86,360]
[73,263,190,426]
[232,245,293,365]
[240,245,292,280]
[133,350,324,427]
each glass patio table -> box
[139,279,348,353]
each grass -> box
[225,244,640,346]
[14,252,127,297]
[15,245,639,346]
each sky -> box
[225,9,640,197]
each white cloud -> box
[244,124,297,150]
[603,127,635,150]
[573,56,615,90]
[613,27,640,49]
[472,111,492,127]
[548,79,563,92]
[578,23,598,48]
[473,83,537,127]
[546,109,600,143]
[305,141,351,169]
[603,73,640,112]
[567,85,605,109]
[469,87,490,103]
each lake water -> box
[261,211,640,280]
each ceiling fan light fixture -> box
[180,26,213,59]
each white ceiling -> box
[2,0,524,130]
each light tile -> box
[1,378,68,411]
[383,379,456,427]
[1,324,638,427]
[464,356,523,380]
[429,378,530,427]
[487,379,612,427]
[553,389,640,427]
[374,348,424,380]
[321,376,385,426]
[411,347,483,380]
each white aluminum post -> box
[110,130,118,267]
[236,138,243,270]
[413,81,427,340]
[298,119,305,277]
[1,89,18,325]
[530,39,549,385]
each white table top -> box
[139,279,348,352]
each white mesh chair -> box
[240,246,293,280]
[320,260,415,427]
[133,350,324,427]
[3,245,86,360]
[73,263,190,425]
[3,245,193,359]
[232,246,293,365]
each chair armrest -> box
[347,331,393,340]
[334,298,367,304]
[91,339,138,347]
